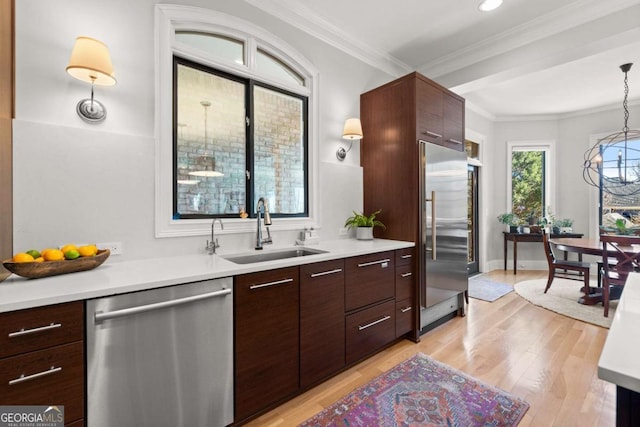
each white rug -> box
[468,274,513,302]
[514,278,615,329]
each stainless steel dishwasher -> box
[86,277,233,427]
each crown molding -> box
[417,0,640,78]
[243,0,411,77]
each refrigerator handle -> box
[425,190,436,260]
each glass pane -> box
[253,85,306,214]
[511,150,544,221]
[600,136,640,225]
[176,32,244,65]
[256,49,304,87]
[175,62,246,216]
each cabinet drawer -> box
[395,298,414,338]
[396,263,414,301]
[346,300,395,364]
[0,301,84,358]
[0,341,84,424]
[395,247,414,266]
[345,251,395,311]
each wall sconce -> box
[66,36,116,123]
[336,118,363,161]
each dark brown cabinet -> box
[345,251,395,311]
[300,259,345,388]
[0,302,84,426]
[395,247,415,337]
[234,266,299,423]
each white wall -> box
[13,0,393,260]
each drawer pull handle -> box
[424,130,442,139]
[401,254,412,259]
[250,278,293,290]
[400,307,413,313]
[401,272,413,278]
[9,366,62,385]
[357,259,391,268]
[310,268,343,278]
[8,323,62,338]
[358,315,391,331]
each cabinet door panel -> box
[234,267,299,421]
[395,263,414,301]
[300,260,345,388]
[345,251,395,311]
[443,94,465,151]
[395,298,414,337]
[346,300,395,364]
[416,79,443,144]
[0,341,84,424]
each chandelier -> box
[189,100,224,178]
[583,63,640,196]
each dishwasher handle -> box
[94,288,232,322]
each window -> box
[156,5,319,237]
[507,141,554,223]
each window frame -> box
[506,140,556,220]
[155,5,319,238]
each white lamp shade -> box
[66,37,116,86]
[342,118,363,140]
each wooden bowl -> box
[2,249,110,279]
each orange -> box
[43,249,64,261]
[78,245,98,257]
[12,253,35,263]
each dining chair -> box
[600,234,640,317]
[542,230,591,294]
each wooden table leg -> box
[513,240,518,275]
[504,234,507,271]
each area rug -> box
[468,274,513,302]
[299,353,529,427]
[514,278,614,329]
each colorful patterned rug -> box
[299,353,529,427]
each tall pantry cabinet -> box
[360,72,466,338]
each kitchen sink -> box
[223,248,328,264]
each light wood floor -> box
[246,270,616,427]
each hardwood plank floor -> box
[246,270,616,427]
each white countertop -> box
[598,272,640,393]
[0,238,414,313]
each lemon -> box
[12,253,35,263]
[40,248,56,258]
[34,257,44,263]
[78,245,98,257]
[60,244,78,254]
[64,249,80,260]
[26,249,41,259]
[43,249,64,261]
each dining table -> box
[550,237,640,305]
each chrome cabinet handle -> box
[423,130,442,139]
[401,254,412,259]
[400,307,412,313]
[8,323,62,338]
[358,315,391,331]
[401,272,412,278]
[250,278,293,290]
[357,259,391,268]
[310,268,342,278]
[447,138,463,145]
[9,366,62,385]
[95,288,232,322]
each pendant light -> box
[189,100,224,178]
[583,63,640,196]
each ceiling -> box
[246,0,640,120]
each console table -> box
[503,231,584,274]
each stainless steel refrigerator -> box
[419,141,468,328]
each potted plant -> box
[497,213,520,233]
[555,218,574,234]
[344,209,386,240]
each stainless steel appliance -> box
[86,278,233,427]
[420,141,468,326]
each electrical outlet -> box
[338,227,348,236]
[97,241,123,255]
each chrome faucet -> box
[206,218,224,255]
[255,197,273,250]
